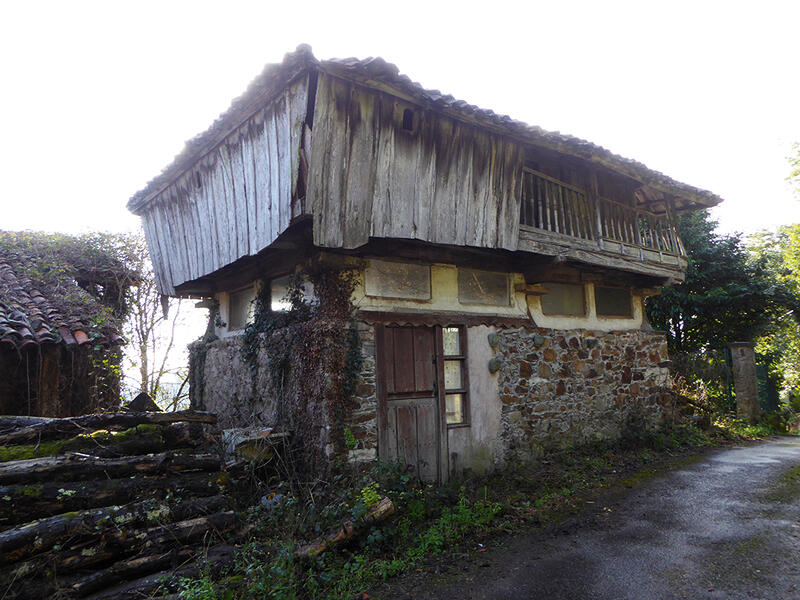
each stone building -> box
[128,46,721,480]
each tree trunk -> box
[0,452,221,486]
[0,411,217,447]
[5,502,234,583]
[0,472,223,527]
[0,495,230,565]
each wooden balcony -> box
[519,169,687,279]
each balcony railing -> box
[520,169,685,259]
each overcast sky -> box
[2,1,798,238]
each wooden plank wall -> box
[308,73,524,252]
[140,76,309,295]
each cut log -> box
[5,501,233,581]
[80,544,238,600]
[0,495,230,565]
[0,416,51,435]
[0,422,220,463]
[0,452,221,486]
[295,497,395,559]
[162,421,219,449]
[0,472,224,527]
[0,411,217,447]
[70,547,196,597]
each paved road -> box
[380,437,800,600]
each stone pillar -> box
[729,343,760,424]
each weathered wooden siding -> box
[140,76,309,295]
[308,73,524,252]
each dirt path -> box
[376,437,800,600]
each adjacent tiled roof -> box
[0,237,125,351]
[128,45,723,214]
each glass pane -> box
[457,269,509,306]
[444,360,462,390]
[595,286,632,317]
[540,282,586,316]
[229,286,255,329]
[271,275,315,312]
[442,327,461,356]
[271,275,292,312]
[364,260,431,300]
[446,394,464,424]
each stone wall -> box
[340,323,379,463]
[494,327,674,461]
[189,336,277,430]
[189,324,380,464]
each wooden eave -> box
[129,46,722,218]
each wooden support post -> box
[37,346,61,417]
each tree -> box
[120,233,189,411]
[646,211,797,355]
[748,225,800,398]
[789,142,800,199]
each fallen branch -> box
[295,497,395,559]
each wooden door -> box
[376,325,446,482]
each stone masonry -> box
[190,324,379,463]
[495,327,674,461]
[341,322,378,463]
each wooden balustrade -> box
[521,169,685,258]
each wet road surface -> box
[380,437,800,600]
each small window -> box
[595,286,633,318]
[365,260,431,300]
[540,283,586,316]
[458,269,510,306]
[402,108,414,131]
[228,286,255,330]
[442,326,468,425]
[270,274,315,312]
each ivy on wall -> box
[236,260,363,475]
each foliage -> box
[748,225,800,397]
[238,261,361,476]
[0,230,141,334]
[789,142,800,199]
[647,211,797,355]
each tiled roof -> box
[0,241,124,351]
[129,45,723,214]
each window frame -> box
[227,284,256,331]
[457,268,511,307]
[437,324,470,428]
[594,285,634,319]
[539,282,588,318]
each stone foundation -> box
[190,321,677,474]
[494,327,674,462]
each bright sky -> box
[2,1,799,238]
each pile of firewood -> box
[0,411,239,600]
